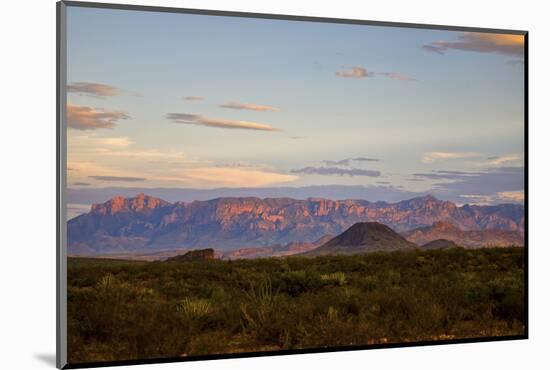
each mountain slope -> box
[403,221,524,248]
[167,248,215,262]
[221,235,334,260]
[67,194,524,255]
[421,239,461,250]
[304,222,418,256]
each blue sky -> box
[65,6,525,213]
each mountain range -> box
[403,221,524,248]
[67,193,524,255]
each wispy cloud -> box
[336,66,415,81]
[376,72,416,81]
[431,167,524,205]
[158,167,298,188]
[323,159,351,166]
[459,194,495,206]
[497,190,524,203]
[336,66,371,78]
[72,182,91,186]
[67,104,130,130]
[323,157,380,166]
[352,157,379,163]
[89,175,147,182]
[184,96,204,101]
[95,148,185,160]
[459,190,524,206]
[291,166,381,177]
[422,32,524,57]
[413,170,483,180]
[219,102,279,112]
[67,82,120,98]
[166,113,280,131]
[95,137,133,148]
[68,135,186,162]
[422,151,480,163]
[482,153,522,167]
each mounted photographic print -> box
[57,1,528,368]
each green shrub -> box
[320,272,346,286]
[67,248,525,362]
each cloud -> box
[166,113,280,131]
[323,157,380,166]
[422,151,480,163]
[422,45,446,55]
[336,66,372,78]
[336,67,415,81]
[430,166,524,204]
[459,194,495,206]
[184,96,205,101]
[68,135,187,163]
[72,182,91,186]
[497,190,524,203]
[67,82,120,98]
[376,72,416,81]
[95,137,132,148]
[89,175,147,182]
[159,167,298,188]
[353,157,380,162]
[412,170,483,180]
[95,148,185,160]
[459,190,524,206]
[436,170,483,175]
[481,153,522,167]
[67,160,145,185]
[67,104,130,130]
[422,32,524,57]
[219,102,279,111]
[291,166,381,177]
[324,159,352,166]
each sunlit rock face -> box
[68,194,524,255]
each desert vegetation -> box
[67,247,525,364]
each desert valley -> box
[67,193,525,363]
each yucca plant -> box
[177,298,211,318]
[321,272,346,286]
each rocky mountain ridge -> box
[67,193,524,255]
[403,221,524,248]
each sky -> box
[65,6,525,216]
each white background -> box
[1,0,548,369]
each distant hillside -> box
[304,222,418,256]
[167,248,215,262]
[421,239,461,250]
[404,221,524,248]
[221,235,333,260]
[68,193,524,255]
